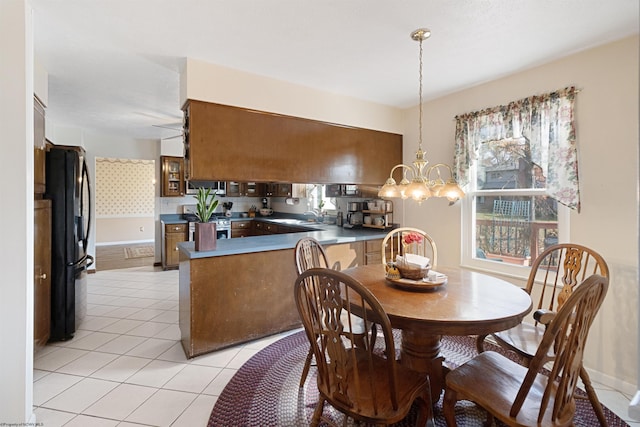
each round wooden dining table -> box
[342,264,532,400]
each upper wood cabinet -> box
[161,156,185,197]
[227,181,265,197]
[183,100,402,185]
[34,97,46,194]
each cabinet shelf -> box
[362,224,392,230]
[362,209,391,214]
[362,206,393,229]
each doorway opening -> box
[94,157,155,270]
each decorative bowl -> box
[396,265,430,280]
[259,208,273,216]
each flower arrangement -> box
[403,232,424,245]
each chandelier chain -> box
[418,36,423,150]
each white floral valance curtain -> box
[453,86,580,210]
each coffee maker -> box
[344,202,363,228]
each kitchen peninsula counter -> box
[180,224,386,258]
[178,223,390,358]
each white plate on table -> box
[385,275,447,291]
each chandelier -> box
[378,28,465,203]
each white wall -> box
[94,158,156,245]
[401,35,639,393]
[0,0,35,423]
[181,58,405,134]
[95,218,155,244]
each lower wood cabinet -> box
[250,221,280,236]
[365,238,390,265]
[34,199,51,352]
[233,220,307,237]
[262,222,279,234]
[162,223,187,270]
[231,220,253,238]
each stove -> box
[182,206,231,240]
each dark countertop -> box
[179,221,391,258]
[160,214,187,225]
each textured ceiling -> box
[32,0,639,140]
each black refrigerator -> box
[45,144,94,341]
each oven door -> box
[189,222,230,240]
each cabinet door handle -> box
[37,273,47,280]
[174,226,180,231]
[174,246,179,251]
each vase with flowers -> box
[402,231,424,257]
[194,187,219,251]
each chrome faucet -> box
[304,209,322,219]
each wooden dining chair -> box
[445,274,609,427]
[294,268,433,426]
[476,243,609,425]
[381,227,437,267]
[294,237,367,387]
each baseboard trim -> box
[629,391,640,421]
[96,240,154,246]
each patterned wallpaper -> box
[95,157,155,217]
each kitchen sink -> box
[270,218,323,226]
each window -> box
[455,88,578,277]
[461,138,569,276]
[307,184,337,212]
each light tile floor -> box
[33,266,639,426]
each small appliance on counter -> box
[343,201,364,228]
[344,211,364,229]
[223,202,233,217]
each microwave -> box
[186,180,226,195]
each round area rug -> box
[209,331,629,426]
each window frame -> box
[307,184,337,213]
[460,159,570,280]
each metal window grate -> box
[489,200,532,257]
[492,200,531,221]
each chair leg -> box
[443,388,458,427]
[476,334,487,354]
[414,376,435,427]
[580,366,607,426]
[353,333,367,349]
[483,412,495,427]
[310,396,325,427]
[300,346,314,387]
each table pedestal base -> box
[400,330,446,401]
